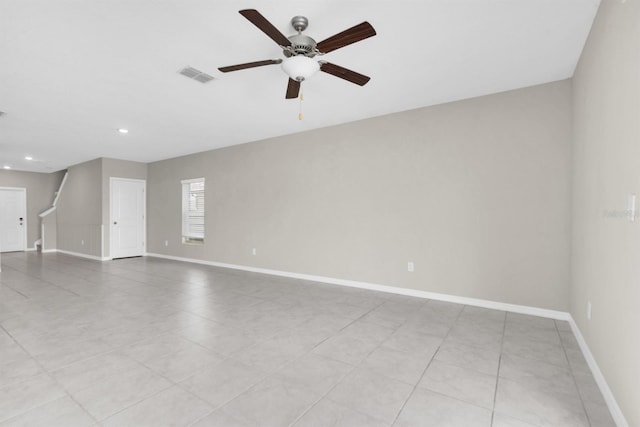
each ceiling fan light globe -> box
[281,55,319,82]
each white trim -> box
[39,206,56,218]
[181,177,205,185]
[25,247,36,252]
[52,172,68,207]
[41,249,57,253]
[145,252,569,320]
[568,316,629,427]
[56,249,110,261]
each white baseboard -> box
[25,247,36,252]
[568,317,628,427]
[55,249,110,261]
[145,252,569,321]
[41,249,57,253]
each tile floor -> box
[0,252,616,427]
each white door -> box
[110,178,145,259]
[0,188,27,252]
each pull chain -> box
[298,83,304,120]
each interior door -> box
[0,188,27,252]
[110,178,145,259]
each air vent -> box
[179,66,215,83]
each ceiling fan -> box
[218,9,376,99]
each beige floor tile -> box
[498,353,577,398]
[502,336,568,367]
[361,345,430,385]
[326,367,413,424]
[219,375,320,427]
[434,339,500,375]
[274,353,354,396]
[0,358,42,390]
[51,351,141,393]
[190,409,250,427]
[179,359,268,408]
[102,385,212,427]
[0,396,94,427]
[394,388,492,427]
[494,377,589,427]
[119,333,201,363]
[69,365,172,420]
[142,345,225,382]
[491,412,540,427]
[0,374,66,422]
[292,398,388,427]
[419,360,497,409]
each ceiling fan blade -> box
[218,59,282,73]
[285,78,301,99]
[239,9,292,47]
[316,22,376,54]
[320,62,371,86]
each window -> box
[181,178,205,244]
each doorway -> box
[0,187,27,252]
[110,178,145,259]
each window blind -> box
[182,178,205,240]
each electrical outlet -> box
[165,240,169,246]
[407,262,414,272]
[252,248,257,255]
[81,240,84,246]
[587,301,592,321]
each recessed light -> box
[118,128,129,134]
[3,165,11,170]
[25,156,33,160]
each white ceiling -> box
[0,0,599,173]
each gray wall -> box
[42,210,57,252]
[148,80,572,311]
[571,0,640,424]
[56,158,103,256]
[0,169,65,248]
[56,157,147,258]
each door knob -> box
[113,221,118,225]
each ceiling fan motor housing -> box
[284,33,317,57]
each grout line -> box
[97,378,175,424]
[489,310,507,426]
[285,296,406,426]
[167,288,392,426]
[559,321,595,427]
[0,324,101,425]
[388,302,465,426]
